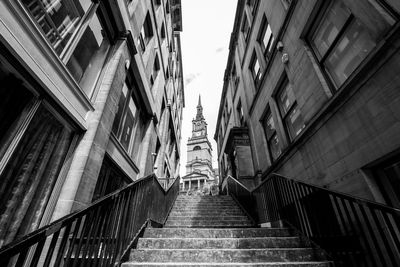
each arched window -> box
[193,146,201,150]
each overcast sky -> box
[179,0,237,175]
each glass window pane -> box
[120,97,137,151]
[263,24,273,52]
[21,0,91,55]
[253,59,260,76]
[264,113,276,139]
[0,105,75,245]
[278,83,296,115]
[112,83,129,135]
[325,19,376,86]
[269,134,281,160]
[66,14,110,96]
[312,1,351,58]
[286,105,305,138]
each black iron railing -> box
[227,174,400,267]
[0,174,179,267]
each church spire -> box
[196,94,204,120]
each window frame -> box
[112,77,145,162]
[241,14,251,43]
[20,0,116,99]
[138,12,154,52]
[249,51,262,87]
[275,76,305,141]
[258,15,275,62]
[261,107,282,162]
[306,0,399,90]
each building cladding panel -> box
[0,0,184,247]
[215,0,400,205]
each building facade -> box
[181,95,217,192]
[215,0,400,206]
[0,0,184,247]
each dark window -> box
[138,12,153,52]
[249,51,262,87]
[247,0,259,15]
[258,15,275,62]
[166,0,170,14]
[161,22,166,40]
[231,63,240,95]
[21,0,111,97]
[0,63,76,245]
[92,155,130,201]
[154,0,161,6]
[308,0,397,88]
[241,15,250,42]
[280,0,292,10]
[261,109,282,161]
[193,146,201,151]
[150,54,160,87]
[237,100,245,127]
[276,77,305,140]
[112,81,145,162]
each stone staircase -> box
[122,195,332,266]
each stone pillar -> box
[155,106,171,177]
[52,41,129,220]
[189,179,191,190]
[198,179,200,188]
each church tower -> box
[181,95,216,191]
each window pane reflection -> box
[312,1,350,58]
[325,20,376,86]
[66,14,110,96]
[21,0,91,55]
[286,106,305,138]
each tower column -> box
[198,179,200,188]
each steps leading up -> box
[122,194,332,266]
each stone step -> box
[122,262,332,266]
[143,228,293,238]
[164,220,253,228]
[137,237,310,249]
[129,248,325,263]
[167,216,249,221]
[171,207,243,212]
[174,203,238,209]
[169,210,244,216]
[174,200,236,204]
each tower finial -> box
[196,94,204,120]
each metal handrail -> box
[0,174,180,266]
[226,173,400,267]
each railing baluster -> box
[64,217,83,266]
[29,238,46,267]
[14,247,29,267]
[54,223,72,266]
[370,208,399,267]
[43,230,60,267]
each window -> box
[247,0,259,15]
[237,100,245,127]
[21,0,111,97]
[258,15,275,61]
[276,78,305,140]
[249,51,262,86]
[161,22,166,40]
[154,0,161,6]
[308,0,397,88]
[138,12,154,52]
[150,54,160,87]
[231,63,240,94]
[112,81,145,162]
[262,109,282,161]
[280,0,292,10]
[241,15,250,42]
[0,61,77,245]
[166,0,170,14]
[193,146,201,151]
[92,155,130,201]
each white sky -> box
[179,0,237,176]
